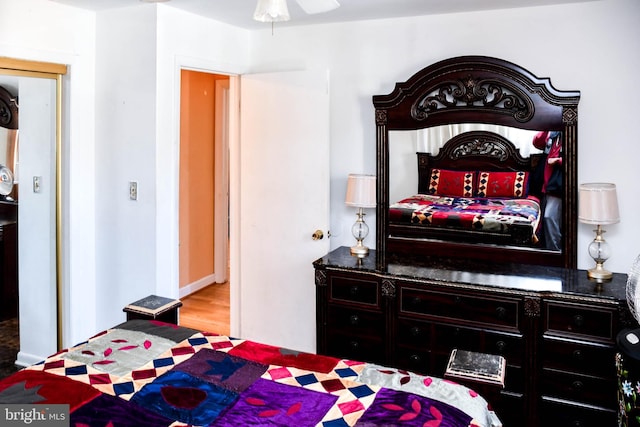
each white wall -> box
[94,5,160,334]
[92,5,252,334]
[249,0,640,274]
[0,0,97,354]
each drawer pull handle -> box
[495,306,507,319]
[410,354,421,364]
[495,340,506,353]
[572,314,584,328]
[572,349,583,361]
[349,340,360,350]
[410,326,421,337]
[454,296,462,304]
[349,315,360,326]
[571,380,584,393]
[349,285,359,296]
[411,297,421,306]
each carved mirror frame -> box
[373,56,580,270]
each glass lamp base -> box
[350,243,369,258]
[587,263,613,281]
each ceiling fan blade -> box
[295,0,340,14]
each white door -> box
[237,70,330,353]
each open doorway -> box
[178,69,230,335]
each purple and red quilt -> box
[390,194,541,243]
[0,320,501,426]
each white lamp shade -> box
[253,0,290,22]
[578,182,620,225]
[345,174,376,208]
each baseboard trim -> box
[179,274,216,298]
[16,351,45,368]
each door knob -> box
[312,230,324,240]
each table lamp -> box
[578,182,620,281]
[345,174,376,258]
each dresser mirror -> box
[0,84,18,201]
[374,56,580,270]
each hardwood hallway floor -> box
[179,282,230,335]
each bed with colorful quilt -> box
[0,319,502,426]
[389,131,544,248]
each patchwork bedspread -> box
[0,320,501,426]
[390,194,541,242]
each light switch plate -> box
[129,181,138,200]
[33,176,42,193]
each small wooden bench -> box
[123,295,183,324]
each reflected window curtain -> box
[417,125,542,158]
[417,124,462,153]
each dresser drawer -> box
[542,336,616,377]
[430,324,524,366]
[545,301,615,340]
[394,346,431,375]
[327,306,384,337]
[400,286,519,329]
[326,331,385,364]
[541,369,617,408]
[329,275,379,306]
[540,397,616,427]
[396,318,431,345]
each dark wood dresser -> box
[314,246,632,427]
[0,201,17,321]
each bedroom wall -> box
[249,0,640,275]
[0,0,97,359]
[92,6,251,338]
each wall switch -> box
[129,181,138,200]
[33,176,42,193]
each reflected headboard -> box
[373,56,580,270]
[0,85,18,130]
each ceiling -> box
[48,0,594,30]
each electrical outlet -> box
[129,181,138,200]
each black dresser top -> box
[314,246,628,303]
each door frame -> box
[0,56,67,352]
[214,78,229,283]
[175,61,240,336]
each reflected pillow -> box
[428,169,474,198]
[477,171,529,198]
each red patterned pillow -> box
[428,169,475,198]
[477,171,529,198]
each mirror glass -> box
[389,124,564,252]
[0,127,19,201]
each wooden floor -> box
[179,282,230,335]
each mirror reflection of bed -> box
[375,56,580,269]
[0,83,19,376]
[389,125,562,253]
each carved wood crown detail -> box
[411,75,534,123]
[524,297,541,317]
[433,131,529,167]
[563,107,578,125]
[315,270,327,287]
[0,86,18,130]
[381,279,396,298]
[375,109,388,125]
[0,100,16,129]
[452,139,508,161]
